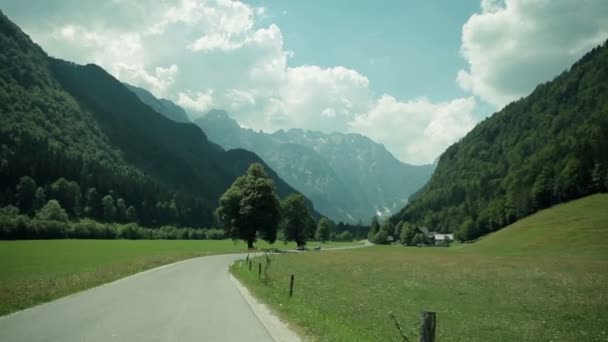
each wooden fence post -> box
[248,260,252,271]
[419,311,436,342]
[289,274,295,297]
[258,262,262,278]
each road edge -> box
[229,268,302,342]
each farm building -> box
[416,226,454,245]
[433,233,454,245]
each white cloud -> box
[271,65,371,132]
[459,0,608,108]
[113,64,179,97]
[15,0,538,165]
[177,90,215,113]
[349,96,477,164]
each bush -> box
[35,200,68,223]
[373,230,388,244]
[119,223,141,239]
[0,209,225,241]
[335,231,353,242]
[205,228,225,240]
[0,205,20,218]
[34,219,67,239]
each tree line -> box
[1,163,361,244]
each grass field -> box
[0,239,360,316]
[232,194,608,341]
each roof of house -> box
[417,226,431,236]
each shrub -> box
[374,230,388,244]
[35,200,68,223]
[335,231,353,242]
[34,219,67,239]
[206,228,225,240]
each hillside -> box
[465,194,608,257]
[393,40,608,241]
[0,11,314,228]
[123,83,191,123]
[194,110,433,223]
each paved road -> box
[0,242,372,342]
[0,253,274,342]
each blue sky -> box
[252,0,478,102]
[1,0,606,164]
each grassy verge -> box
[231,195,608,341]
[0,239,361,316]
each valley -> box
[1,3,607,342]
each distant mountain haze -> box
[194,110,434,223]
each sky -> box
[1,0,607,164]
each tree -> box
[455,217,477,242]
[216,163,281,249]
[315,217,331,242]
[373,230,388,244]
[368,216,380,242]
[380,220,395,237]
[336,231,353,242]
[591,163,606,192]
[34,187,46,211]
[35,200,68,222]
[394,221,403,240]
[126,205,138,223]
[16,176,36,214]
[399,222,416,245]
[85,188,102,219]
[531,167,553,210]
[102,194,116,222]
[115,198,127,222]
[50,178,81,215]
[280,194,315,247]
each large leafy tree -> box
[280,194,315,247]
[216,163,281,249]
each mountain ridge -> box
[193,110,433,222]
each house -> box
[433,233,454,245]
[415,226,454,245]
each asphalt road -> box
[0,253,274,342]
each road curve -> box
[0,253,274,342]
[0,241,372,342]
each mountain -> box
[194,110,433,223]
[123,83,190,123]
[0,11,315,228]
[391,40,608,241]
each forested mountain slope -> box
[195,110,433,223]
[0,11,313,228]
[123,83,190,123]
[392,40,608,241]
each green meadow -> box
[232,194,608,341]
[0,239,360,316]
